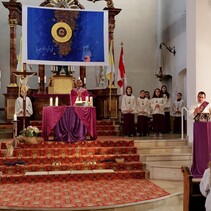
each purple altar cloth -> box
[42,106,97,142]
[191,122,211,178]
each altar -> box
[42,106,97,142]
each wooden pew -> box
[181,166,206,211]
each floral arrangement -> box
[20,126,40,137]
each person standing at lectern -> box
[189,91,211,121]
[15,87,33,135]
[70,79,89,105]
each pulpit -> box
[191,122,211,178]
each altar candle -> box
[84,77,86,84]
[44,76,46,84]
[38,76,40,84]
[85,96,89,102]
[50,97,53,106]
[13,114,17,121]
[55,97,58,106]
[90,96,93,106]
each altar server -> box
[161,85,172,133]
[15,87,33,135]
[200,162,211,211]
[172,92,185,133]
[150,88,165,137]
[121,86,136,137]
[136,90,150,136]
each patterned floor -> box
[0,178,169,209]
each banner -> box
[117,45,127,94]
[22,6,109,66]
[106,40,115,87]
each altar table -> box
[191,122,211,178]
[42,106,97,142]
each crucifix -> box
[13,63,37,131]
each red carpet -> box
[0,178,169,209]
[0,137,169,209]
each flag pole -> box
[121,42,125,94]
[108,40,113,113]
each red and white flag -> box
[117,45,127,94]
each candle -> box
[50,97,53,106]
[13,114,17,121]
[44,76,46,84]
[85,96,89,102]
[55,97,58,106]
[90,96,93,106]
[38,76,40,84]
[84,77,86,84]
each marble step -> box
[137,145,192,154]
[140,153,192,162]
[147,160,192,181]
[134,139,189,147]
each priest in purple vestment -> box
[70,79,89,105]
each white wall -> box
[0,0,162,108]
[0,0,187,125]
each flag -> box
[17,36,23,72]
[117,45,127,93]
[106,40,115,87]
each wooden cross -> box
[13,63,37,131]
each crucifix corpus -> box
[13,63,37,130]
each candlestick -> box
[90,96,93,106]
[13,114,17,121]
[55,97,59,106]
[50,97,53,106]
[38,76,40,84]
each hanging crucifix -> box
[13,63,37,131]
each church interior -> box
[0,0,211,210]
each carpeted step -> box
[11,146,137,157]
[0,138,146,184]
[0,154,140,165]
[0,161,143,175]
[0,170,145,183]
[1,139,134,149]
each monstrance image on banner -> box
[22,6,109,66]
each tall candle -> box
[44,76,46,84]
[85,96,89,102]
[84,77,86,84]
[90,96,93,106]
[55,97,58,106]
[13,114,17,121]
[38,76,40,84]
[50,97,53,106]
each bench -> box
[181,166,206,211]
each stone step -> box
[134,139,189,147]
[137,145,192,154]
[140,153,192,162]
[147,161,192,180]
